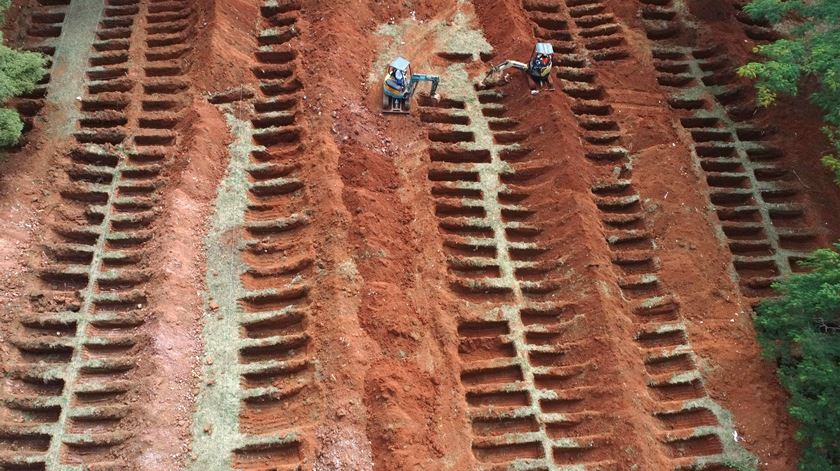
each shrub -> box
[755,244,840,470]
[0,2,46,147]
[737,0,840,184]
[0,106,22,147]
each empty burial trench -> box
[728,0,780,41]
[430,147,490,163]
[421,110,471,125]
[0,1,198,469]
[418,38,626,464]
[192,3,316,470]
[437,51,473,62]
[232,440,303,470]
[647,40,820,298]
[513,0,757,468]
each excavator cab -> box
[528,42,554,93]
[530,42,554,70]
[383,57,412,112]
[382,57,440,114]
[528,43,554,79]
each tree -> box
[737,0,840,184]
[0,2,46,147]
[755,244,840,470]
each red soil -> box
[473,0,840,468]
[1,0,838,468]
[135,99,228,468]
[298,3,478,468]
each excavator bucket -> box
[481,66,508,87]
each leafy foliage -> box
[737,0,840,184]
[734,4,840,468]
[0,2,46,147]
[0,106,22,147]
[756,244,840,470]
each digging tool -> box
[481,59,529,86]
[482,42,555,93]
[382,57,440,114]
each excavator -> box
[382,57,440,114]
[482,42,555,93]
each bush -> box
[741,5,840,468]
[755,244,840,470]
[0,106,22,147]
[737,0,840,184]
[0,2,46,147]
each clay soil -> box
[1,0,839,469]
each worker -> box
[387,67,406,91]
[528,52,553,94]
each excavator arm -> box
[482,60,528,85]
[489,60,529,74]
[411,74,441,98]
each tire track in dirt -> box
[0,0,196,468]
[192,2,317,469]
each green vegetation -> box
[738,3,840,468]
[0,1,47,147]
[737,0,840,184]
[722,458,757,471]
[755,244,840,470]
